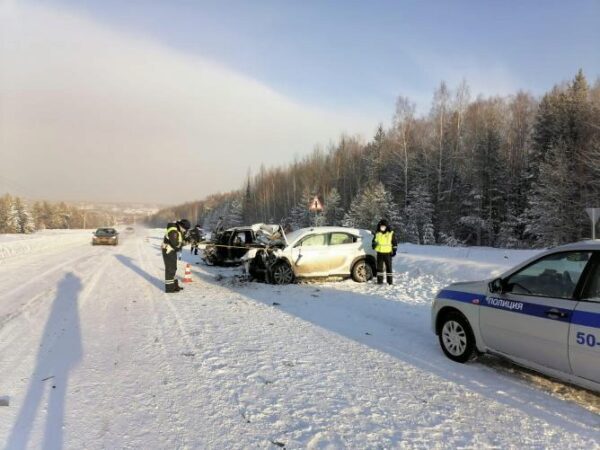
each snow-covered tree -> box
[525,142,579,247]
[404,184,435,244]
[323,188,345,226]
[496,212,522,249]
[289,189,314,230]
[343,183,400,231]
[0,194,15,233]
[13,197,35,234]
[422,221,436,245]
[226,197,244,228]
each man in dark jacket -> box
[188,224,204,255]
[162,219,191,293]
[372,218,398,285]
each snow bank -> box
[318,243,545,307]
[0,230,92,261]
[396,243,542,281]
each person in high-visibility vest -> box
[372,218,398,285]
[161,219,191,293]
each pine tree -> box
[289,189,314,230]
[13,197,35,233]
[0,194,14,233]
[496,212,522,248]
[404,184,435,244]
[363,125,385,185]
[422,221,435,245]
[6,196,19,233]
[227,198,244,227]
[459,124,505,246]
[343,183,400,231]
[525,142,579,246]
[39,202,59,229]
[323,188,344,226]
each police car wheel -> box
[439,313,475,363]
[351,260,373,282]
[272,262,294,285]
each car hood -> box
[441,279,490,295]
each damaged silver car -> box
[243,226,376,284]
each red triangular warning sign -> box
[309,196,323,212]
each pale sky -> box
[0,2,374,203]
[1,1,598,203]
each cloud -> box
[0,2,375,203]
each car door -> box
[326,232,358,275]
[570,254,600,383]
[290,233,329,276]
[217,231,231,261]
[480,250,592,373]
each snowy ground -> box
[0,230,599,449]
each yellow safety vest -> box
[374,231,394,253]
[165,226,182,247]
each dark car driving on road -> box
[92,227,119,246]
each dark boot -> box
[174,280,184,291]
[165,282,177,293]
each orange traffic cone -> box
[183,263,193,283]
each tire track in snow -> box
[0,245,116,430]
[134,237,192,449]
[0,248,97,297]
[0,251,102,332]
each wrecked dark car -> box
[202,224,284,266]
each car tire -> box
[438,312,476,363]
[271,261,294,285]
[351,259,373,283]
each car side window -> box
[581,255,600,303]
[329,233,356,245]
[505,251,592,299]
[298,234,327,247]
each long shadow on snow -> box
[6,273,83,450]
[189,264,600,437]
[114,254,164,291]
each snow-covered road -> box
[0,231,599,449]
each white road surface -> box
[0,230,599,449]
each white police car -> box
[432,241,600,392]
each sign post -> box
[308,196,323,227]
[585,208,600,240]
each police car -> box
[432,241,600,392]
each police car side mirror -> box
[488,278,504,294]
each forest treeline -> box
[148,70,600,248]
[0,194,116,233]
